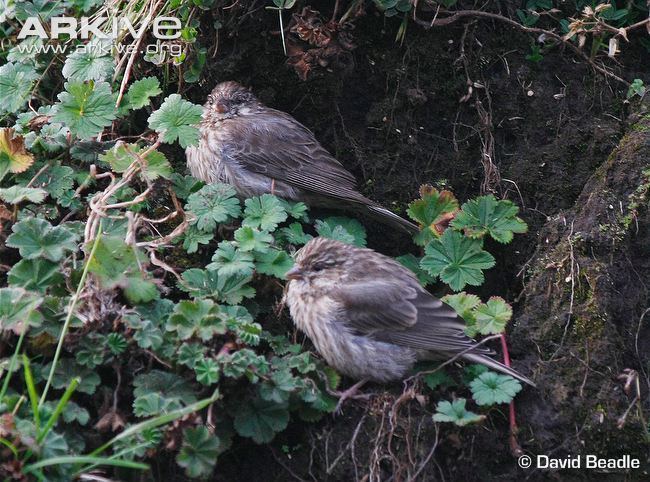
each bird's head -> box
[285,237,353,285]
[203,81,259,122]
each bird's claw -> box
[331,379,372,415]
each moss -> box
[629,122,650,132]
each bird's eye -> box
[312,262,326,272]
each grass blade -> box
[90,389,219,457]
[22,354,41,431]
[23,456,148,474]
[39,226,102,407]
[37,377,80,444]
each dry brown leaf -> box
[0,128,34,175]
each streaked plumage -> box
[285,237,535,386]
[186,81,417,233]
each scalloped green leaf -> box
[148,94,203,148]
[420,229,495,291]
[470,371,522,405]
[433,398,485,426]
[6,218,78,262]
[243,194,288,232]
[52,81,117,139]
[451,195,527,243]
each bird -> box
[284,237,535,407]
[185,81,417,233]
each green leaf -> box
[133,393,175,417]
[132,318,164,350]
[234,226,273,252]
[259,369,299,403]
[62,41,114,81]
[107,333,127,354]
[462,364,489,385]
[0,62,38,113]
[178,343,207,368]
[61,401,90,425]
[221,348,270,380]
[207,242,255,276]
[473,297,512,335]
[176,426,219,478]
[195,357,220,385]
[148,94,203,148]
[171,173,203,199]
[280,200,309,221]
[233,398,290,444]
[99,142,171,181]
[422,369,454,391]
[125,76,162,109]
[182,225,214,253]
[243,194,288,231]
[0,186,47,204]
[132,370,197,405]
[277,222,313,245]
[6,218,78,262]
[186,183,241,231]
[76,334,106,368]
[255,249,294,278]
[407,186,459,246]
[52,81,117,140]
[8,259,63,292]
[33,165,75,200]
[315,217,367,246]
[0,287,43,334]
[420,229,495,291]
[224,306,260,345]
[396,253,436,286]
[167,299,226,341]
[470,372,522,405]
[124,277,160,304]
[442,292,481,324]
[179,268,255,305]
[41,358,101,395]
[627,79,646,100]
[86,236,156,303]
[315,216,366,247]
[432,398,485,426]
[451,195,527,243]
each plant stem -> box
[39,225,103,408]
[500,333,523,457]
[0,327,28,403]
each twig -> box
[635,308,650,392]
[411,8,630,86]
[550,219,576,360]
[410,424,439,481]
[270,446,307,482]
[326,413,367,474]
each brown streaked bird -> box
[285,237,534,405]
[185,81,417,233]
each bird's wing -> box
[334,268,491,354]
[226,109,371,204]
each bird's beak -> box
[285,266,304,281]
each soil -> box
[151,2,650,480]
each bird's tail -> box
[462,352,536,387]
[366,205,419,234]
